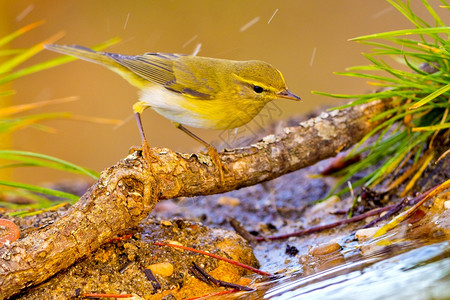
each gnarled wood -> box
[0,99,392,299]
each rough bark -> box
[0,99,392,299]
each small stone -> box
[285,244,299,257]
[444,200,450,209]
[0,219,21,247]
[161,220,172,227]
[310,242,341,256]
[217,196,240,206]
[355,227,379,241]
[167,240,184,250]
[147,262,174,277]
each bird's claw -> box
[207,146,227,184]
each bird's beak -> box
[277,89,301,101]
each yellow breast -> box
[140,86,268,130]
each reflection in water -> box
[234,241,449,299]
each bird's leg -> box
[173,122,226,183]
[133,101,155,164]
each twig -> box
[190,262,253,291]
[154,241,273,277]
[320,154,361,176]
[435,148,450,164]
[228,217,257,243]
[189,263,211,285]
[362,185,436,228]
[106,233,134,243]
[118,261,134,274]
[142,268,161,291]
[362,200,406,229]
[256,205,394,241]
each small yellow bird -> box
[45,44,300,177]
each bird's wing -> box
[106,52,214,99]
[105,52,176,86]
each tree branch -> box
[0,99,392,299]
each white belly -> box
[139,87,214,129]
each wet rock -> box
[355,227,379,241]
[310,242,341,256]
[147,262,174,277]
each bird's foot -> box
[206,145,227,184]
[141,139,159,166]
[129,139,159,167]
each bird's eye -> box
[253,85,264,93]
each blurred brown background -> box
[1,0,441,184]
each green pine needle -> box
[0,180,79,202]
[316,0,450,200]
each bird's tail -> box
[44,44,117,67]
